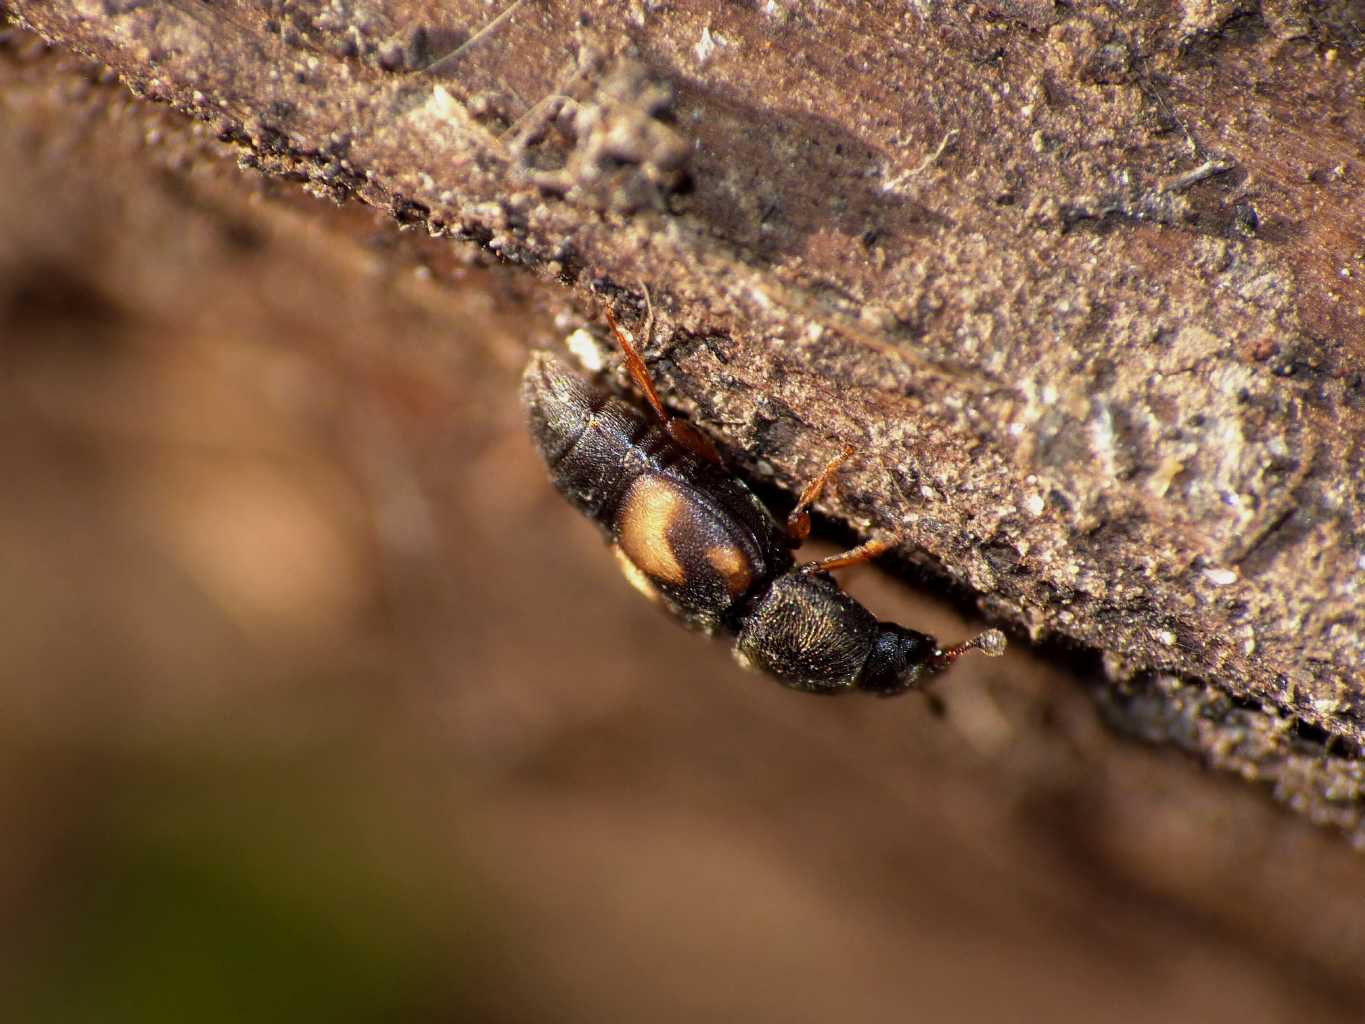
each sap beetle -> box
[522,291,1004,696]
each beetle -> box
[521,293,1004,696]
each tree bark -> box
[11,0,1365,829]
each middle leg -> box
[786,444,855,544]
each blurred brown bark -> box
[10,0,1365,829]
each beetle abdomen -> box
[522,351,651,519]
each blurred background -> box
[4,28,1365,1023]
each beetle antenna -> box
[932,628,1007,670]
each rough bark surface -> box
[10,1,1365,830]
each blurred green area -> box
[18,749,484,1024]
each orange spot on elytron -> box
[618,476,687,585]
[612,544,664,605]
[706,544,752,595]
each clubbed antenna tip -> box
[974,628,1008,657]
[934,628,1007,668]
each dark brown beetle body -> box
[523,339,1004,697]
[524,352,788,635]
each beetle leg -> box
[604,302,667,423]
[796,535,891,574]
[786,444,856,543]
[604,287,722,464]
